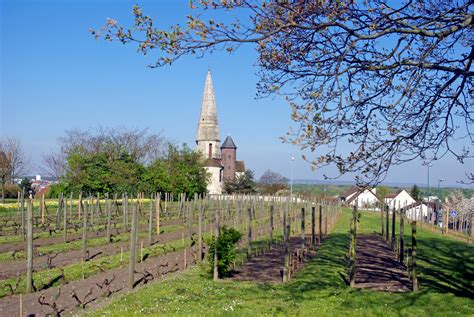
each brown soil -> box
[231,236,318,283]
[0,245,207,317]
[0,219,182,254]
[354,234,412,292]
[0,222,206,280]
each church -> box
[195,71,246,194]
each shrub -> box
[1,184,21,198]
[207,226,242,278]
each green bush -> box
[207,226,242,278]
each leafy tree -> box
[207,226,242,278]
[410,185,421,202]
[258,170,289,195]
[93,1,473,185]
[376,186,390,202]
[142,144,208,197]
[19,178,33,194]
[224,169,257,194]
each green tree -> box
[142,144,208,197]
[377,186,390,202]
[94,1,473,185]
[207,226,242,278]
[411,185,421,202]
[224,169,257,194]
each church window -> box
[208,143,212,158]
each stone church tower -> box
[196,70,221,159]
[195,71,246,194]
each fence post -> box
[148,193,153,246]
[311,206,316,247]
[391,206,396,251]
[63,194,67,242]
[318,204,323,245]
[301,208,305,251]
[283,223,291,282]
[270,204,274,247]
[213,208,220,281]
[82,201,88,262]
[106,193,111,243]
[385,204,389,242]
[411,221,418,292]
[399,208,405,264]
[128,202,138,289]
[349,205,357,287]
[247,208,252,259]
[380,201,384,237]
[26,198,34,293]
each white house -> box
[384,189,416,209]
[340,187,379,208]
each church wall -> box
[206,166,222,194]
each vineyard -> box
[0,193,341,316]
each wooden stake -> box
[26,199,33,293]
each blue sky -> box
[1,0,472,187]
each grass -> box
[88,209,474,316]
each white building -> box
[340,187,379,208]
[384,189,416,209]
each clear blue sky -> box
[1,0,472,187]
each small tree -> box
[223,169,257,194]
[411,185,421,202]
[207,226,242,278]
[376,186,390,202]
[258,170,289,195]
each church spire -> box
[196,70,221,159]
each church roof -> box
[235,160,245,172]
[221,135,237,149]
[204,158,223,168]
[196,70,220,143]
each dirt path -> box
[354,234,412,292]
[231,236,316,283]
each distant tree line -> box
[44,127,209,198]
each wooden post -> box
[301,207,305,251]
[399,208,404,264]
[385,204,389,242]
[78,192,82,221]
[270,205,274,247]
[318,204,322,245]
[148,193,153,245]
[247,208,252,259]
[106,193,111,243]
[311,206,315,247]
[380,201,384,237]
[41,194,45,224]
[213,209,220,281]
[349,205,357,287]
[21,189,25,241]
[324,203,328,236]
[128,202,138,289]
[63,194,67,242]
[391,206,396,251]
[411,221,418,292]
[283,223,291,282]
[26,198,34,293]
[124,193,128,232]
[156,193,161,235]
[82,201,88,262]
[198,200,203,262]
